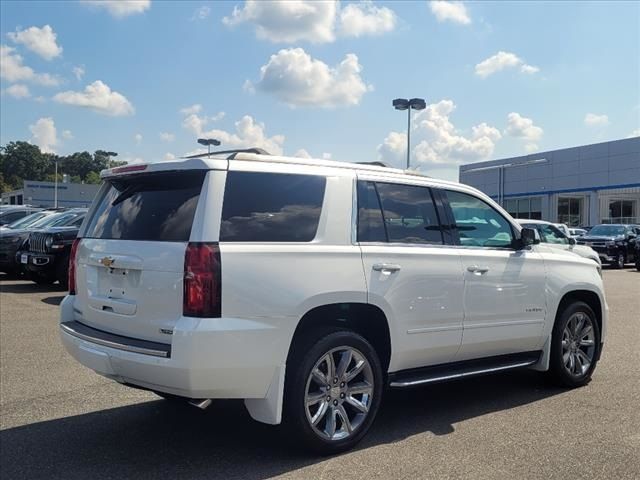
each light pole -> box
[53,158,58,208]
[104,151,118,168]
[198,138,221,158]
[393,98,426,169]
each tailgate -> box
[73,170,207,343]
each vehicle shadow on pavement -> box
[41,295,65,306]
[0,371,564,480]
[0,279,63,294]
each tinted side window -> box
[446,190,513,248]
[84,171,205,242]
[357,181,386,242]
[220,172,326,242]
[376,182,443,245]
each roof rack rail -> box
[355,161,390,168]
[181,148,271,160]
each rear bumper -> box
[59,295,292,402]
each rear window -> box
[220,171,326,242]
[84,171,205,241]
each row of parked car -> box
[0,206,87,286]
[514,219,640,270]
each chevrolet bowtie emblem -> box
[100,256,115,268]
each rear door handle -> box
[467,265,490,274]
[373,263,401,274]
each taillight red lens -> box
[183,242,221,317]
[68,238,80,294]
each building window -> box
[608,200,635,223]
[557,197,583,227]
[504,197,542,220]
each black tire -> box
[56,255,70,290]
[615,253,625,269]
[547,301,601,388]
[635,256,640,272]
[284,328,383,455]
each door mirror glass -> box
[520,227,539,248]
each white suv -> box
[60,151,607,453]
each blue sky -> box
[1,0,638,181]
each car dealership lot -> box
[1,270,639,480]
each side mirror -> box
[569,237,577,246]
[519,227,540,248]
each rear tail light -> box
[68,238,80,294]
[183,242,221,317]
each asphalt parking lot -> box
[1,269,639,480]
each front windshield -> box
[28,212,73,229]
[589,225,626,236]
[5,212,47,229]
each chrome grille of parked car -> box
[29,232,49,253]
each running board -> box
[388,351,541,388]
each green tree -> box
[0,142,50,190]
[84,171,102,184]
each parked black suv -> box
[0,210,64,275]
[17,209,87,286]
[576,224,639,268]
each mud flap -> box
[244,364,285,424]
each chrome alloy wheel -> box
[562,312,596,377]
[304,346,374,441]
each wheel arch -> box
[287,302,392,373]
[555,289,603,342]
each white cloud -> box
[429,1,471,25]
[584,113,609,127]
[223,1,397,42]
[7,25,63,60]
[293,148,312,158]
[4,84,30,98]
[180,104,202,115]
[62,129,73,140]
[134,133,143,144]
[322,152,332,160]
[29,117,58,153]
[243,79,256,94]
[159,132,175,142]
[223,0,337,43]
[628,128,640,138]
[475,51,539,78]
[182,111,285,156]
[192,5,211,20]
[81,0,151,18]
[378,100,501,172]
[73,65,85,80]
[164,152,176,161]
[505,112,543,152]
[0,45,60,86]
[254,48,370,108]
[338,1,397,37]
[520,64,539,74]
[53,80,135,116]
[211,111,225,121]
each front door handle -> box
[467,265,490,275]
[373,263,401,274]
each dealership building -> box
[459,137,640,227]
[1,180,100,208]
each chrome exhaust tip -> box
[188,398,212,410]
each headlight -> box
[45,235,54,248]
